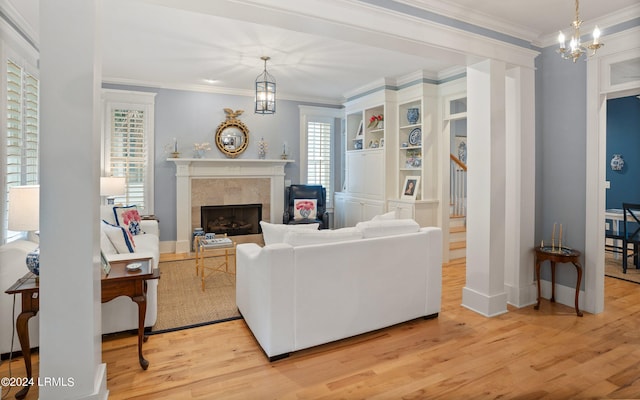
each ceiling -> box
[5,0,640,104]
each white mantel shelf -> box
[167,158,295,165]
[169,157,294,253]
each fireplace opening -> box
[201,204,262,236]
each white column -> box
[39,1,107,399]
[462,59,508,317]
[503,66,537,307]
[174,160,192,254]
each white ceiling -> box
[5,0,640,104]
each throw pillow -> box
[260,221,320,246]
[293,199,317,221]
[356,219,420,239]
[114,205,142,236]
[282,227,362,247]
[371,210,398,221]
[100,222,118,255]
[102,220,135,253]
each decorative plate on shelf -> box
[408,128,422,146]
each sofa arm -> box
[140,219,159,237]
[321,211,330,230]
[236,243,296,358]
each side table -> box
[5,257,159,399]
[194,236,236,292]
[534,246,583,317]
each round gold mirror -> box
[215,109,249,158]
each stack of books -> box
[200,237,233,248]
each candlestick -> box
[552,223,556,251]
[174,137,177,153]
[559,224,563,249]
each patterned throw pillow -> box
[113,205,142,236]
[293,199,317,221]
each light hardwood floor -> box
[2,259,639,399]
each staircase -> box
[449,154,467,263]
[449,214,466,262]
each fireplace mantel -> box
[169,158,294,253]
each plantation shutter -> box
[109,109,147,208]
[4,59,39,242]
[306,120,332,207]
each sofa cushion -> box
[356,219,420,239]
[293,199,317,221]
[102,220,135,253]
[282,227,362,247]
[260,221,319,246]
[101,205,117,225]
[113,205,143,236]
[371,210,398,221]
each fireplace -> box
[201,204,262,236]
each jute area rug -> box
[151,257,241,333]
[605,252,640,285]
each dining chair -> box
[622,203,640,273]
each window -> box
[4,59,39,243]
[102,90,156,213]
[299,106,342,208]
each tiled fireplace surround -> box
[169,158,293,253]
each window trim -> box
[299,106,342,209]
[2,43,39,244]
[101,89,156,213]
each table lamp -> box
[100,176,126,205]
[8,185,40,276]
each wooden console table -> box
[5,257,159,399]
[534,246,583,317]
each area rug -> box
[150,258,241,333]
[605,253,640,285]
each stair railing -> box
[450,154,467,217]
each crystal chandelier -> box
[557,0,604,63]
[255,56,276,114]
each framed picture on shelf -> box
[356,120,364,138]
[401,176,420,199]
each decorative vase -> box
[257,137,268,159]
[407,108,420,124]
[192,227,204,251]
[377,121,384,129]
[26,248,40,276]
[610,154,624,171]
[194,149,205,158]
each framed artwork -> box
[455,136,467,164]
[401,176,420,199]
[356,120,364,138]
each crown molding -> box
[101,77,344,106]
[390,0,540,43]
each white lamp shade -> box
[100,177,126,196]
[8,185,40,231]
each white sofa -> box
[236,219,442,360]
[0,206,159,355]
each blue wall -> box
[536,46,587,287]
[103,83,340,241]
[606,96,640,209]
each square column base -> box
[462,286,508,317]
